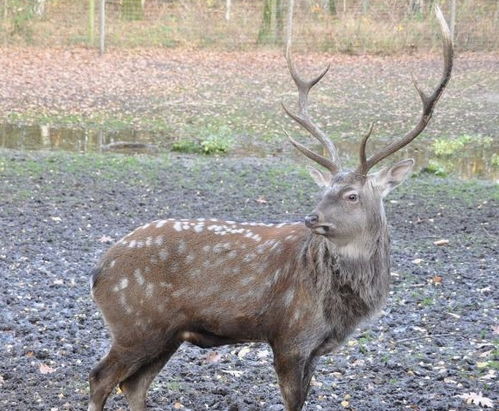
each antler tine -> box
[283,47,340,174]
[356,5,453,176]
[358,122,375,174]
[282,129,339,172]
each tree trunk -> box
[324,0,336,15]
[89,0,95,45]
[362,0,369,15]
[122,0,144,21]
[258,0,283,45]
[33,0,46,17]
[226,0,231,21]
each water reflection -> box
[0,123,160,152]
[0,123,497,181]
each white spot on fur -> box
[128,240,136,248]
[185,254,195,264]
[202,245,211,253]
[136,241,144,248]
[173,222,183,232]
[155,235,164,246]
[145,237,153,247]
[110,260,116,268]
[227,250,237,259]
[159,249,169,261]
[194,224,204,233]
[145,283,154,298]
[134,269,144,286]
[240,276,255,286]
[156,220,167,228]
[283,289,294,307]
[178,239,187,254]
[243,253,256,263]
[119,278,129,290]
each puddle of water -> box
[0,123,160,153]
[1,123,497,181]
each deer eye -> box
[344,192,359,202]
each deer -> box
[88,5,453,411]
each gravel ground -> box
[0,149,497,410]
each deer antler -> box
[282,0,340,175]
[356,5,453,176]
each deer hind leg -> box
[119,343,180,411]
[88,346,138,411]
[88,343,162,411]
[273,350,318,411]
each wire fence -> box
[1,0,498,52]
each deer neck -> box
[301,227,391,313]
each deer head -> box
[283,5,453,256]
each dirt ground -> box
[0,149,497,410]
[0,48,498,148]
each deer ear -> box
[308,167,331,187]
[371,159,414,197]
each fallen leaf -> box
[39,363,56,374]
[173,402,184,409]
[237,346,251,359]
[99,235,114,243]
[50,216,62,222]
[492,325,499,335]
[204,351,221,364]
[341,400,350,407]
[255,196,268,204]
[221,369,244,377]
[431,275,443,285]
[433,239,449,246]
[457,392,493,408]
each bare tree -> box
[225,0,232,21]
[258,0,284,45]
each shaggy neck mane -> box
[299,228,391,320]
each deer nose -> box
[304,214,319,228]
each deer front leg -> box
[273,350,318,411]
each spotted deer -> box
[88,6,453,411]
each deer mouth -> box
[311,224,335,236]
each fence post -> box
[99,0,105,55]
